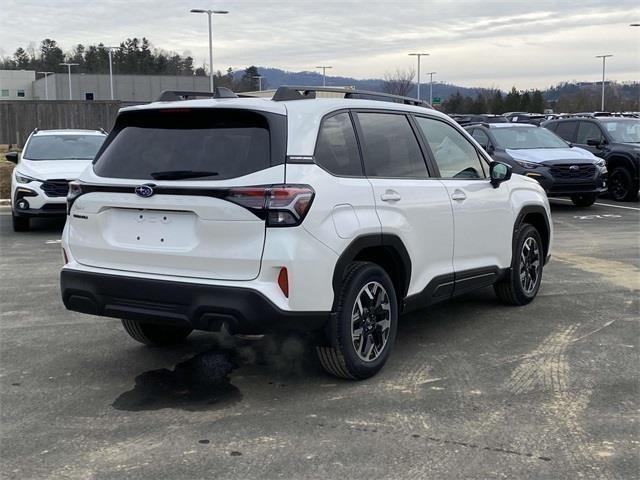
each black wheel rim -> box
[351,281,391,362]
[609,171,628,200]
[519,237,541,294]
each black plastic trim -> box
[61,269,329,334]
[514,205,551,264]
[331,234,412,304]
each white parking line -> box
[551,198,640,211]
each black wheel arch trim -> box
[331,233,412,307]
[513,205,551,264]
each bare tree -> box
[382,68,415,97]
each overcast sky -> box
[0,0,638,89]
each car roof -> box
[120,96,451,120]
[32,129,106,136]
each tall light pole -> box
[595,54,613,111]
[253,75,263,91]
[100,46,119,100]
[426,71,436,105]
[59,63,79,100]
[190,8,229,92]
[36,71,53,100]
[316,66,332,86]
[408,53,429,100]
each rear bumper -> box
[60,269,329,334]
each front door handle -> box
[380,190,401,202]
[451,190,467,201]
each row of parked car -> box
[450,113,640,204]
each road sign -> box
[432,97,441,105]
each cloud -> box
[0,0,638,89]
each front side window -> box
[554,121,577,142]
[24,135,106,161]
[416,117,486,179]
[356,113,427,178]
[471,129,490,149]
[314,112,362,176]
[576,122,604,144]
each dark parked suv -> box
[542,117,640,201]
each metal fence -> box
[0,100,143,146]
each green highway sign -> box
[432,97,442,105]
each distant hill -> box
[241,67,495,101]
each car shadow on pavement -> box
[112,333,319,412]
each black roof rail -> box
[464,122,490,128]
[272,86,432,108]
[156,87,241,102]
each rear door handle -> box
[380,190,401,202]
[451,190,467,201]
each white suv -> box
[8,129,107,231]
[60,87,553,379]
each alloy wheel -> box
[519,237,541,294]
[351,281,392,362]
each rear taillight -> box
[225,184,314,227]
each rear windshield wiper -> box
[150,170,219,180]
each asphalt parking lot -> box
[1,199,638,480]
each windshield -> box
[93,109,282,181]
[24,134,105,160]
[492,127,568,149]
[601,119,640,143]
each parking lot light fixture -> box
[190,8,229,92]
[100,46,119,100]
[426,71,436,105]
[253,75,264,91]
[36,71,53,100]
[316,66,332,87]
[408,53,429,100]
[59,63,79,100]
[595,54,613,111]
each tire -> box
[570,193,597,207]
[608,166,638,202]
[316,261,398,380]
[121,319,193,346]
[494,224,544,306]
[12,214,29,232]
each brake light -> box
[225,184,314,227]
[277,267,289,297]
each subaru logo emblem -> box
[569,165,580,172]
[135,184,154,198]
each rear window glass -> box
[24,135,105,160]
[94,109,280,181]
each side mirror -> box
[486,144,495,155]
[490,161,512,188]
[586,138,600,147]
[5,152,18,164]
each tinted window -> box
[416,117,486,179]
[554,121,577,142]
[24,134,106,161]
[575,122,604,144]
[471,129,490,149]
[94,109,281,181]
[356,113,427,178]
[314,112,362,176]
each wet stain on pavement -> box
[112,350,241,412]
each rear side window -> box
[554,121,577,142]
[94,109,285,180]
[416,117,486,179]
[356,113,427,178]
[314,112,362,176]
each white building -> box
[0,70,36,100]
